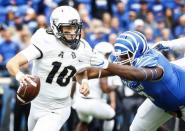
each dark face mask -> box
[56,22,82,50]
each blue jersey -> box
[120,49,185,111]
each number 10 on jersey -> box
[46,61,76,86]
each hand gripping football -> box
[16,75,40,105]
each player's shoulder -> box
[31,28,56,50]
[78,38,92,50]
[31,28,46,42]
[32,28,54,39]
[134,49,159,68]
[33,28,47,36]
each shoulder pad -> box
[80,38,92,49]
[134,50,158,68]
[46,27,54,35]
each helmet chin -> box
[59,35,80,50]
[53,22,82,50]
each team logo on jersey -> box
[71,52,76,59]
[58,51,64,58]
[57,51,76,59]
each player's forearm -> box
[6,59,21,76]
[75,68,112,83]
[6,53,28,77]
[86,68,112,79]
[107,63,163,81]
[107,63,143,80]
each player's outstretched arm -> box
[75,67,112,82]
[76,53,163,81]
[106,63,163,81]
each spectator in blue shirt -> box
[174,1,185,22]
[0,28,20,131]
[86,19,108,48]
[175,14,185,38]
[0,29,20,76]
[113,1,128,30]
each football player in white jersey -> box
[73,42,122,131]
[152,37,185,68]
[6,6,91,131]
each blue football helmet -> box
[113,31,149,65]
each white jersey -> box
[20,28,92,109]
[171,57,185,68]
[152,37,185,52]
[160,37,185,51]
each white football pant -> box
[28,105,71,131]
[130,98,185,131]
[73,98,115,123]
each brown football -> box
[16,75,40,105]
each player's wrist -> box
[82,78,88,84]
[15,71,25,81]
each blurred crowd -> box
[0,0,185,131]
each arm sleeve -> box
[19,44,42,62]
[20,28,46,62]
[163,37,185,50]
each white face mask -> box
[113,51,134,65]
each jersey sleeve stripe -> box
[33,44,43,59]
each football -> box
[16,75,40,105]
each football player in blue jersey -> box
[76,31,185,131]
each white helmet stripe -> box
[134,31,148,53]
[137,56,153,66]
[124,31,139,47]
[127,31,147,53]
[119,33,136,51]
[114,43,132,53]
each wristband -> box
[15,71,25,81]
